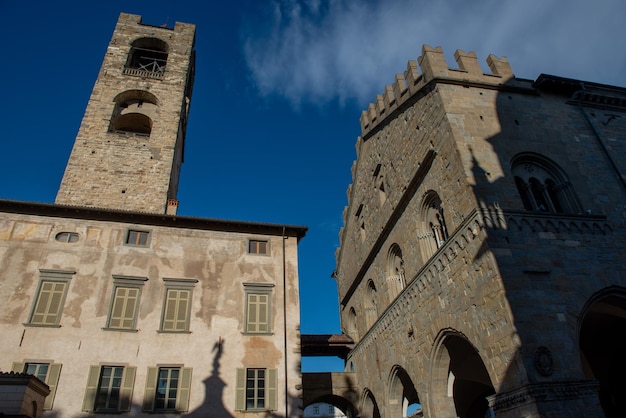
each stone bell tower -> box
[55,13,195,214]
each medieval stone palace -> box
[1,11,626,418]
[322,46,626,418]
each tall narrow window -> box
[419,192,449,261]
[105,276,147,331]
[235,368,277,411]
[82,365,136,412]
[27,270,74,327]
[143,366,192,412]
[160,278,198,333]
[244,283,274,334]
[12,362,62,410]
[387,244,406,300]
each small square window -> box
[249,239,268,255]
[126,230,150,246]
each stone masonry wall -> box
[55,14,195,214]
[334,45,625,417]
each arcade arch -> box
[387,365,421,418]
[579,287,626,418]
[430,330,495,418]
[361,389,381,418]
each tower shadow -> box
[186,338,233,417]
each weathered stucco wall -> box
[0,209,303,417]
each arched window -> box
[419,191,449,261]
[124,37,169,79]
[109,90,158,136]
[512,153,580,214]
[365,280,378,328]
[387,244,405,301]
[347,307,358,340]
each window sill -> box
[242,332,274,336]
[23,323,61,328]
[102,327,139,333]
[157,330,191,334]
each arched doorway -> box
[430,331,495,418]
[388,366,421,417]
[579,288,626,418]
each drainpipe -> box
[576,82,626,190]
[282,226,289,416]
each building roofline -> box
[0,199,308,240]
[533,73,626,96]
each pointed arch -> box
[430,329,495,418]
[387,244,406,302]
[579,286,626,417]
[387,365,421,418]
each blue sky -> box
[1,0,625,372]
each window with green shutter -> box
[243,283,274,334]
[27,270,74,327]
[235,368,278,411]
[160,278,197,333]
[105,276,147,331]
[82,365,136,412]
[143,366,192,412]
[13,361,62,410]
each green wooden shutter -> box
[119,366,136,412]
[110,287,139,329]
[258,294,269,332]
[163,289,190,331]
[267,368,277,411]
[32,281,66,325]
[82,365,100,412]
[235,368,246,410]
[176,290,190,331]
[176,367,192,412]
[143,367,158,411]
[11,362,25,372]
[44,363,62,410]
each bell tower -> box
[55,13,195,214]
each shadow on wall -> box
[40,338,303,418]
[462,79,626,417]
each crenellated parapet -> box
[360,45,514,136]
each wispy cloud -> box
[242,0,626,108]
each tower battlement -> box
[360,45,514,136]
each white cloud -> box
[242,0,626,108]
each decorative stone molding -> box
[534,346,553,376]
[488,380,600,413]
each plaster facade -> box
[1,13,306,418]
[332,46,626,417]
